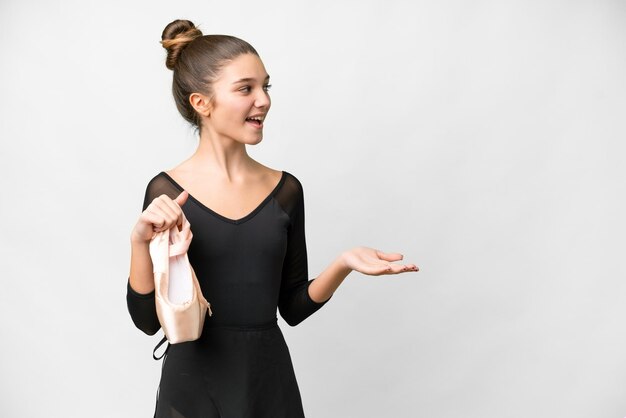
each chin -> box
[237,133,263,145]
[250,135,264,145]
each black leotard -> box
[126,170,331,418]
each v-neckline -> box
[159,170,287,225]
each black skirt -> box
[155,320,305,418]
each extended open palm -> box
[342,247,419,276]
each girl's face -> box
[205,53,271,144]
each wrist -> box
[130,234,150,247]
[337,252,353,274]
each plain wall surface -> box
[1,1,625,417]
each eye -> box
[263,84,272,92]
[239,86,252,93]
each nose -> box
[254,88,270,109]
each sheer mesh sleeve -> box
[126,173,182,336]
[276,174,331,326]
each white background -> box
[1,0,625,417]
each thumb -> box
[175,190,189,206]
[376,250,403,262]
[174,190,189,231]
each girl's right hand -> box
[130,190,189,244]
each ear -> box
[189,92,213,117]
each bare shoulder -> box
[255,162,284,185]
[164,161,194,184]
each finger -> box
[154,196,182,222]
[356,263,393,276]
[146,206,177,231]
[377,263,418,275]
[160,194,183,215]
[384,264,408,275]
[167,198,186,229]
[142,211,167,231]
[363,263,418,276]
[375,250,404,262]
[376,264,395,275]
[175,190,189,207]
[175,192,188,229]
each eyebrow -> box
[232,75,270,85]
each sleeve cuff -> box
[127,278,155,299]
[306,279,332,306]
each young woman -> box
[127,18,419,418]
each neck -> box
[187,126,258,183]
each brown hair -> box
[160,19,259,135]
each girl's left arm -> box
[308,247,419,303]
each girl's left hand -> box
[341,246,419,276]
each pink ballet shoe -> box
[149,212,212,344]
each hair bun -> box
[161,19,203,70]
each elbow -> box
[278,289,330,327]
[278,307,305,327]
[126,283,161,335]
[138,323,161,336]
[130,317,161,336]
[285,318,304,327]
[127,303,161,335]
[285,317,303,327]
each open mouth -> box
[245,116,264,129]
